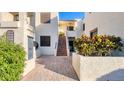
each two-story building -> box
[0,12,36,76]
[59,19,83,52]
[0,12,59,76]
[83,12,124,56]
[35,12,59,57]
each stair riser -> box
[57,36,67,56]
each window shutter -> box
[6,30,14,42]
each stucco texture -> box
[72,53,124,81]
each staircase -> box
[57,36,67,56]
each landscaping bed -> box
[72,35,124,81]
[72,53,124,81]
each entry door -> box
[69,41,74,52]
[28,36,33,60]
[68,37,75,52]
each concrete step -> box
[57,36,67,56]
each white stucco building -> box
[83,12,124,56]
[0,12,36,76]
[0,12,59,76]
[59,19,83,52]
[35,12,59,57]
[83,12,124,41]
[1,12,124,78]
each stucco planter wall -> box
[72,53,124,81]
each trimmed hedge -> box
[0,35,26,81]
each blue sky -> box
[59,12,85,20]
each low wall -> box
[72,53,124,81]
[72,53,80,78]
[22,59,35,77]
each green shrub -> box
[0,35,26,81]
[59,32,65,37]
[74,35,123,56]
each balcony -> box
[0,21,20,28]
[67,30,77,37]
[26,24,34,32]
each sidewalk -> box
[22,56,79,81]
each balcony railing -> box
[0,21,20,28]
[67,30,77,37]
[26,24,33,31]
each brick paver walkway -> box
[22,56,79,81]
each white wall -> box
[75,19,84,38]
[83,13,124,56]
[67,31,77,37]
[66,19,84,38]
[83,12,124,40]
[0,12,36,76]
[72,53,80,78]
[35,12,58,57]
[20,12,36,76]
[73,53,124,81]
[0,12,24,45]
[0,28,24,44]
[23,28,35,76]
[0,12,14,21]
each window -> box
[67,26,74,31]
[40,36,50,46]
[14,14,19,21]
[83,23,85,31]
[6,30,14,42]
[40,13,51,23]
[90,28,98,38]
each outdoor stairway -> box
[57,36,67,56]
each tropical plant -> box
[74,34,123,56]
[59,32,65,37]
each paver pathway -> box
[22,56,79,81]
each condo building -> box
[0,12,83,76]
[0,12,59,76]
[59,19,83,52]
[1,12,124,78]
[0,12,36,76]
[83,12,124,56]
